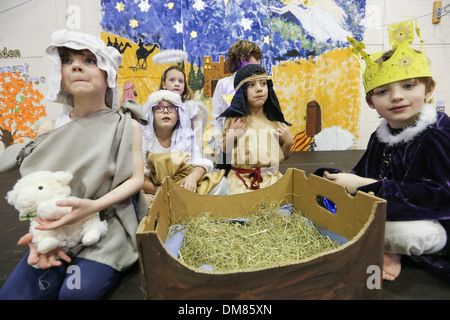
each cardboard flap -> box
[292,170,383,239]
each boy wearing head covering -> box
[0,29,148,299]
[219,64,292,195]
[320,20,450,282]
[210,40,262,172]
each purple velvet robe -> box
[353,105,450,281]
[352,107,450,222]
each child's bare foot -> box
[383,253,402,281]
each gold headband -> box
[234,73,269,92]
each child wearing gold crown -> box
[317,19,450,282]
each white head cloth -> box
[45,29,122,109]
[142,90,213,172]
[142,90,193,153]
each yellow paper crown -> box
[348,19,432,94]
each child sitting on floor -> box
[219,64,292,195]
[141,90,227,198]
[0,29,146,300]
[321,20,450,282]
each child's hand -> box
[274,122,293,147]
[34,198,98,230]
[274,122,293,159]
[18,233,71,268]
[323,171,376,195]
[229,117,247,138]
[180,174,198,192]
[223,117,247,153]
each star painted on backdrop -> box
[193,0,206,11]
[240,18,253,31]
[115,2,125,12]
[166,2,174,9]
[264,36,270,44]
[174,21,183,33]
[138,0,150,12]
[129,19,139,28]
[223,94,233,104]
[190,30,198,39]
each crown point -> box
[359,19,432,93]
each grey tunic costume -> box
[1,104,147,271]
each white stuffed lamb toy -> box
[6,171,108,254]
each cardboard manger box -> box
[136,168,386,300]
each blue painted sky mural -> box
[100,0,367,152]
[100,0,366,71]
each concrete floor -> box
[1,150,449,300]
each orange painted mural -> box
[0,71,46,148]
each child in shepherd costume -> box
[210,40,262,173]
[219,64,293,195]
[0,29,147,299]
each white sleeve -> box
[141,134,154,176]
[210,77,233,141]
[190,137,214,173]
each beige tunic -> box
[222,115,284,195]
[1,107,147,271]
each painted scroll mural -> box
[101,0,366,151]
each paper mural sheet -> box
[100,0,366,151]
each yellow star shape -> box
[223,94,233,104]
[190,30,198,39]
[115,2,125,12]
[129,19,139,28]
[167,2,174,9]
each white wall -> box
[0,0,101,154]
[0,0,449,154]
[358,0,450,148]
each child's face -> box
[162,69,185,96]
[152,100,179,131]
[369,78,433,128]
[246,79,268,109]
[60,49,108,98]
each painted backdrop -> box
[100,0,366,151]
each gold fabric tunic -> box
[222,115,284,194]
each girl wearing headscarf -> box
[141,90,227,197]
[0,29,147,299]
[219,64,293,195]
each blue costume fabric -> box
[0,252,121,300]
[315,105,450,282]
[353,110,450,223]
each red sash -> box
[231,166,263,190]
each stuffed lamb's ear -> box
[6,189,18,206]
[53,171,73,185]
